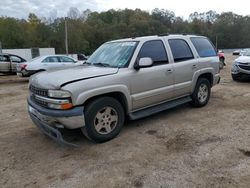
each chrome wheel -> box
[94,106,118,135]
[198,84,208,103]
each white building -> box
[2,48,55,61]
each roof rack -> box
[158,33,169,36]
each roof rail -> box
[158,33,169,36]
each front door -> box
[130,40,174,110]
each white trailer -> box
[2,48,55,61]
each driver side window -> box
[138,40,168,65]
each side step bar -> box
[129,96,192,120]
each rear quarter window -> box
[191,37,217,57]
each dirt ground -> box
[0,54,250,188]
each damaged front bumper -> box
[28,97,85,146]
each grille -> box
[30,85,48,97]
[239,64,250,71]
[31,94,48,108]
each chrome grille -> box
[239,64,250,71]
[30,85,48,97]
[31,94,48,108]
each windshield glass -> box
[244,50,250,56]
[86,41,138,68]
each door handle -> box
[167,69,173,73]
[192,64,198,69]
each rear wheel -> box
[190,78,211,107]
[82,97,125,143]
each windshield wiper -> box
[93,62,111,67]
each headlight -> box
[48,90,71,98]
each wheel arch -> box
[192,71,214,93]
[75,86,132,114]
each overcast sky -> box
[0,0,249,19]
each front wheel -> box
[190,78,211,107]
[232,74,240,81]
[82,97,125,143]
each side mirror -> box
[134,57,153,70]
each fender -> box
[191,68,215,93]
[75,85,132,112]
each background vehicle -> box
[27,34,220,144]
[16,55,82,77]
[218,50,226,69]
[233,50,241,55]
[232,49,250,81]
[0,53,26,73]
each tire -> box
[82,97,125,143]
[190,78,211,107]
[232,74,240,81]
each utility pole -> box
[0,41,2,53]
[215,35,218,50]
[65,18,69,55]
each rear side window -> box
[59,56,75,63]
[138,40,168,65]
[42,57,59,63]
[168,39,194,62]
[191,37,217,57]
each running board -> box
[129,96,192,120]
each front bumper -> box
[214,73,220,85]
[28,97,85,129]
[232,63,250,75]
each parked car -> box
[16,55,82,77]
[27,34,220,145]
[231,49,250,81]
[218,50,226,69]
[233,50,241,55]
[0,53,26,73]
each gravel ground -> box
[0,54,250,188]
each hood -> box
[235,56,250,64]
[30,65,119,89]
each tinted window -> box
[169,39,194,62]
[60,56,75,63]
[0,55,9,62]
[138,40,168,65]
[191,37,217,57]
[42,57,59,63]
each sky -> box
[0,0,249,19]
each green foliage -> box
[0,9,250,55]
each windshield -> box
[244,50,250,56]
[86,41,138,68]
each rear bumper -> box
[28,97,85,129]
[16,69,37,76]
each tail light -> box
[20,64,27,70]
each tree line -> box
[0,8,250,55]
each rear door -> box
[9,55,25,72]
[0,55,11,72]
[168,39,198,97]
[42,56,61,70]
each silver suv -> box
[27,34,220,145]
